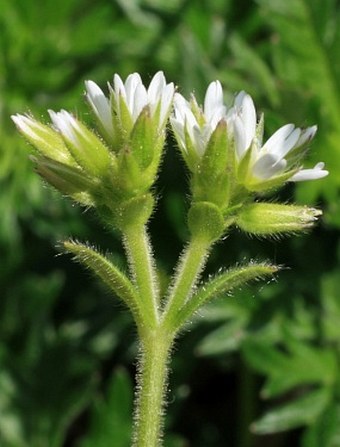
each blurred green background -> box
[1,0,340,446]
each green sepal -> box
[175,262,279,331]
[247,168,299,192]
[115,149,144,197]
[130,106,155,170]
[62,120,112,177]
[237,145,253,183]
[18,119,75,165]
[116,91,134,139]
[191,170,231,208]
[62,240,142,321]
[179,123,200,171]
[201,120,228,177]
[190,95,204,127]
[34,156,96,206]
[113,194,155,230]
[188,201,225,243]
[235,202,322,236]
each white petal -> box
[170,117,186,149]
[262,123,295,155]
[132,82,148,120]
[239,93,257,149]
[192,124,206,156]
[232,116,247,159]
[209,105,227,129]
[295,125,317,148]
[252,153,287,179]
[11,114,43,141]
[113,74,126,98]
[290,162,329,182]
[125,73,142,111]
[159,82,175,126]
[273,127,301,160]
[48,110,79,146]
[173,93,191,122]
[204,81,224,122]
[85,80,113,137]
[147,71,165,103]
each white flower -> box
[229,91,328,183]
[113,71,174,125]
[171,80,227,156]
[85,71,174,141]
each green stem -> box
[123,224,159,328]
[132,329,172,447]
[162,236,211,329]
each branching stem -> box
[123,224,159,328]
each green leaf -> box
[242,338,337,399]
[321,270,340,342]
[258,0,340,202]
[228,34,279,106]
[258,0,340,120]
[251,388,331,434]
[62,240,141,319]
[175,262,279,330]
[80,368,133,447]
[302,403,340,447]
[196,319,248,356]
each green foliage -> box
[80,369,133,447]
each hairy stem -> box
[162,236,211,329]
[132,329,173,447]
[123,224,159,328]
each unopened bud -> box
[236,202,322,236]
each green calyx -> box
[235,202,322,236]
[111,194,155,231]
[188,201,225,243]
[190,121,236,208]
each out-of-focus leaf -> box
[242,337,337,398]
[80,368,133,447]
[251,388,331,434]
[302,403,340,447]
[321,270,340,342]
[196,319,248,355]
[257,0,340,204]
[228,34,279,106]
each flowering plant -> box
[12,72,328,447]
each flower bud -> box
[11,114,74,165]
[235,202,322,236]
[48,110,112,177]
[33,156,96,206]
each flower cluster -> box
[171,82,327,200]
[12,72,328,234]
[12,72,175,225]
